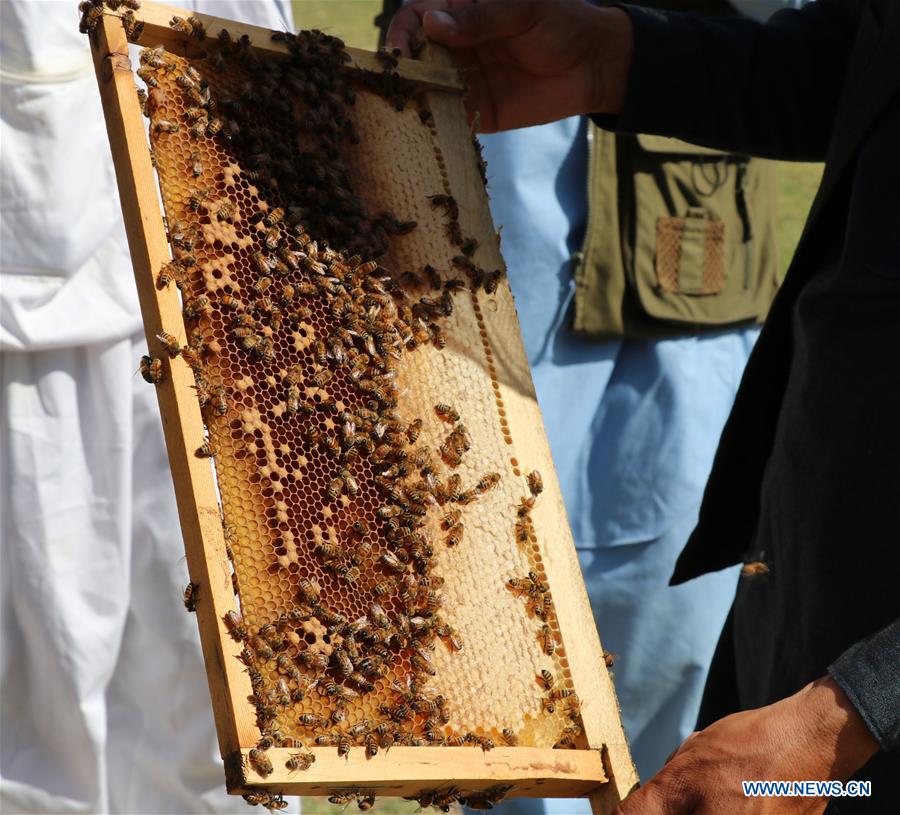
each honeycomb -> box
[134,16,584,788]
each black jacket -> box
[598,0,900,803]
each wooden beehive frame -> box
[87,3,638,811]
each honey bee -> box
[264,207,284,226]
[515,521,532,545]
[182,582,198,612]
[331,646,354,677]
[461,237,479,257]
[327,790,357,806]
[251,636,275,662]
[169,15,192,34]
[298,713,328,729]
[538,669,555,690]
[189,150,203,177]
[550,688,575,700]
[139,355,163,384]
[187,16,206,39]
[322,434,341,458]
[526,469,544,497]
[529,571,549,593]
[184,106,206,123]
[542,698,556,714]
[153,119,179,134]
[297,577,320,604]
[483,269,503,294]
[603,650,618,668]
[501,728,518,746]
[135,67,158,88]
[741,560,770,577]
[312,369,333,387]
[242,792,271,808]
[248,748,273,777]
[252,251,272,276]
[216,200,236,223]
[188,188,210,211]
[434,403,460,423]
[209,383,227,416]
[135,85,149,115]
[368,602,391,628]
[155,331,180,357]
[475,736,495,753]
[284,384,301,416]
[475,472,501,493]
[539,624,556,656]
[451,254,476,274]
[264,226,281,250]
[285,751,315,772]
[195,441,215,458]
[326,475,344,501]
[440,625,463,652]
[445,523,463,547]
[79,2,104,35]
[222,609,246,641]
[312,339,328,367]
[341,469,359,496]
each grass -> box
[776,161,824,278]
[291,0,381,49]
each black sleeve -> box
[593,0,861,160]
[829,618,900,752]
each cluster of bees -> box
[79,0,143,40]
[95,8,580,811]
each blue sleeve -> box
[829,618,900,752]
[593,0,860,160]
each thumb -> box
[423,0,539,49]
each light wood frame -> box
[88,3,638,811]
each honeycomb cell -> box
[140,28,582,762]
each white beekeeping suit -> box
[0,2,294,813]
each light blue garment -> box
[476,118,753,809]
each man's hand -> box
[615,676,879,814]
[385,0,633,133]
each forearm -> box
[829,617,900,752]
[594,0,859,160]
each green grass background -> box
[288,4,821,812]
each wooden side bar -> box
[225,747,607,797]
[90,11,260,755]
[419,44,639,814]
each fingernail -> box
[425,10,458,32]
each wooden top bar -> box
[101,1,466,92]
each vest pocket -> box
[627,135,776,328]
[655,208,726,296]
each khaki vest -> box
[572,118,780,340]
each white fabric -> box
[0,2,297,812]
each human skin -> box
[386,0,633,132]
[387,2,881,811]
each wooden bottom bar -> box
[225,747,607,798]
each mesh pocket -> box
[655,214,725,295]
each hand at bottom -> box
[614,676,878,815]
